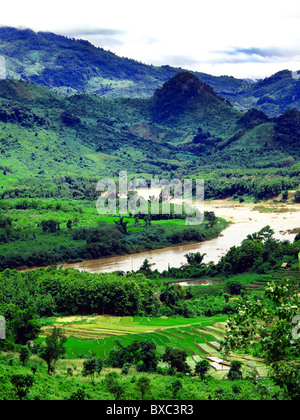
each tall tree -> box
[136,376,151,399]
[221,280,300,399]
[228,360,243,380]
[19,346,30,366]
[39,327,67,375]
[82,357,103,384]
[11,374,34,400]
[204,211,217,228]
[162,347,190,373]
[114,217,129,234]
[195,359,210,380]
[11,306,41,345]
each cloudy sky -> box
[1,0,300,79]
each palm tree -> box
[114,217,129,234]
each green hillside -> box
[1,27,300,117]
[0,71,299,201]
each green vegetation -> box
[1,27,300,118]
[0,353,279,400]
[0,27,300,401]
[0,225,299,399]
[0,197,227,270]
[0,71,298,203]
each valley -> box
[0,27,300,402]
[62,197,300,273]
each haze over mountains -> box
[0,26,300,117]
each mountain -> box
[2,26,300,117]
[0,26,177,97]
[0,70,299,201]
[0,72,241,184]
[229,70,300,117]
[152,71,232,120]
[150,71,241,141]
[0,26,253,101]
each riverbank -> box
[3,196,299,274]
[61,198,300,274]
[0,195,227,272]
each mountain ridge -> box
[0,74,299,194]
[1,26,300,116]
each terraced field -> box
[39,315,268,378]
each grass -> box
[40,315,226,336]
[39,315,226,358]
[0,353,272,400]
[253,205,298,213]
[37,314,267,378]
[178,270,300,298]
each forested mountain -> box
[0,27,300,116]
[0,70,299,201]
[0,27,299,201]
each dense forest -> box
[0,225,299,400]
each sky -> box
[1,0,300,79]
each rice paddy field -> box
[39,315,268,379]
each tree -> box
[204,211,217,228]
[162,347,190,373]
[221,280,300,399]
[11,306,41,345]
[114,217,129,234]
[41,219,60,233]
[136,376,151,399]
[19,346,30,366]
[138,259,152,275]
[282,190,289,201]
[144,215,152,228]
[136,341,159,372]
[82,357,103,384]
[11,374,34,400]
[104,372,125,400]
[160,285,184,308]
[133,214,140,227]
[39,327,67,375]
[228,360,243,380]
[185,252,206,266]
[168,379,183,399]
[121,363,131,375]
[282,156,295,167]
[225,280,246,296]
[106,340,159,372]
[195,359,210,380]
[219,232,267,274]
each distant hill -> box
[228,70,300,117]
[1,26,300,117]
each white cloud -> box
[1,0,300,78]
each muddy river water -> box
[62,195,300,274]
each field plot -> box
[40,315,267,377]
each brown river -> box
[62,197,300,274]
